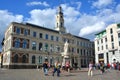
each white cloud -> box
[61,4,80,17]
[26,3,120,39]
[92,0,113,8]
[79,22,105,36]
[0,10,23,51]
[27,8,56,28]
[26,1,49,7]
[0,10,23,32]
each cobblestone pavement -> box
[0,68,120,80]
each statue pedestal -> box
[62,56,70,67]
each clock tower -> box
[55,6,66,33]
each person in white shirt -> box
[88,61,93,77]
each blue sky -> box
[0,0,120,51]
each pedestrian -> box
[52,61,61,77]
[65,61,70,72]
[100,62,105,74]
[43,61,49,76]
[88,61,93,77]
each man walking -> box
[43,61,49,76]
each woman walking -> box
[88,61,93,77]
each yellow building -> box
[2,6,94,69]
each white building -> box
[2,6,94,69]
[94,23,120,64]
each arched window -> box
[32,55,36,64]
[13,54,18,63]
[32,41,36,50]
[23,39,27,48]
[22,55,26,63]
[39,56,42,64]
[45,43,48,51]
[15,39,20,48]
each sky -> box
[0,0,120,51]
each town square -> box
[0,0,120,80]
[0,68,120,80]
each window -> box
[77,48,79,53]
[112,51,115,55]
[32,41,36,50]
[45,43,48,51]
[118,33,120,38]
[39,56,42,64]
[56,46,60,52]
[101,39,103,43]
[13,54,18,63]
[106,45,108,49]
[72,48,74,52]
[15,39,20,48]
[119,41,120,46]
[39,43,42,50]
[101,46,103,50]
[97,41,99,45]
[105,38,107,42]
[24,29,28,36]
[33,32,36,37]
[16,27,20,34]
[56,37,59,41]
[81,49,82,55]
[98,54,104,59]
[51,35,54,41]
[112,43,114,49]
[80,42,82,46]
[23,39,27,49]
[39,33,42,38]
[22,55,26,63]
[32,55,35,64]
[84,49,85,56]
[110,28,113,34]
[68,39,70,43]
[111,35,114,41]
[45,34,49,40]
[61,22,63,27]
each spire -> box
[58,6,62,14]
[54,6,66,33]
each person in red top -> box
[65,61,70,72]
[107,63,111,69]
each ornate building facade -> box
[95,23,120,64]
[2,6,94,69]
